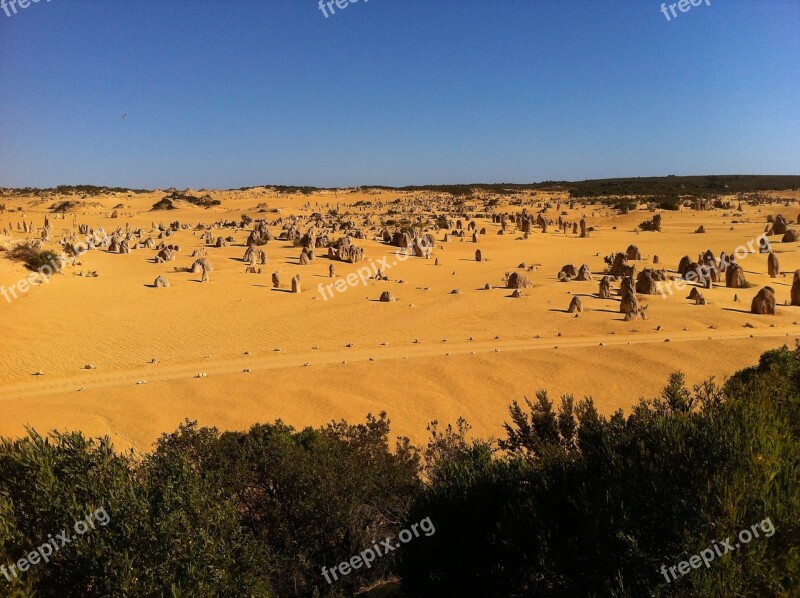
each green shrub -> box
[614,199,637,211]
[8,245,62,272]
[201,414,421,597]
[0,429,269,597]
[656,196,683,210]
[399,347,800,596]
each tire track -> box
[1,329,797,401]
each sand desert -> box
[2,187,798,453]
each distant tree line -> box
[0,346,798,596]
[1,185,151,197]
[4,176,799,201]
[367,175,800,199]
[564,175,800,199]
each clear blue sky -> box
[0,0,798,189]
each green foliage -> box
[658,371,696,413]
[0,415,419,597]
[3,185,148,196]
[613,198,637,211]
[375,175,800,199]
[399,348,800,597]
[0,429,268,597]
[265,186,318,195]
[142,424,271,596]
[202,414,420,597]
[1,350,798,596]
[0,431,141,596]
[655,196,683,210]
[567,175,800,199]
[7,245,62,272]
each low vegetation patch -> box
[7,242,62,271]
[161,190,221,208]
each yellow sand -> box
[1,189,798,453]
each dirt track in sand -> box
[2,328,796,402]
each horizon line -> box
[2,173,800,194]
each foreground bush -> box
[0,430,268,597]
[0,349,798,596]
[0,416,419,597]
[399,348,800,597]
[167,414,420,597]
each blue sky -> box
[0,0,798,188]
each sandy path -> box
[2,328,796,401]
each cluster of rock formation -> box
[328,236,365,263]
